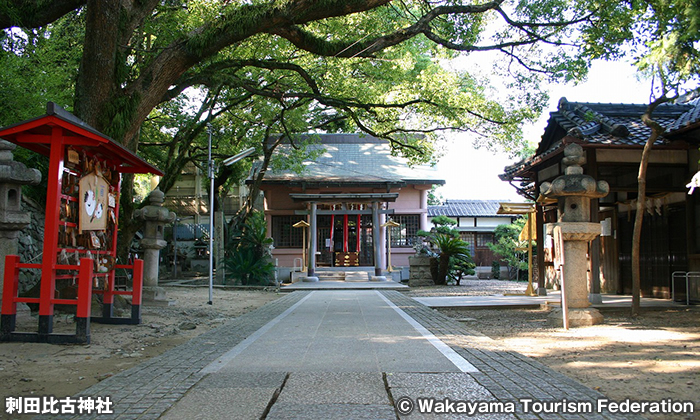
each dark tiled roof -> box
[428,199,513,217]
[501,98,697,181]
[668,100,700,133]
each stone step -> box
[316,271,345,281]
[344,271,370,282]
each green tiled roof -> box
[262,134,444,185]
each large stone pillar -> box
[371,202,386,280]
[0,141,41,302]
[541,144,609,327]
[379,211,387,271]
[303,202,319,282]
[419,188,429,231]
[133,189,176,301]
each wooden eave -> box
[0,104,163,176]
[507,136,690,181]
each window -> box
[460,232,476,256]
[271,215,303,248]
[389,214,420,247]
[476,233,494,248]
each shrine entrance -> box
[317,215,374,267]
[290,193,398,279]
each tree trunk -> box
[632,96,669,316]
[116,173,141,264]
[74,0,120,130]
[436,253,450,285]
[631,153,648,317]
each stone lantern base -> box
[547,307,604,327]
[408,255,434,287]
[142,286,176,306]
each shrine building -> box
[255,134,444,281]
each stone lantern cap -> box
[540,143,609,199]
[0,140,41,185]
[133,188,176,223]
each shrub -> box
[224,211,275,285]
[491,260,501,279]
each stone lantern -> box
[540,143,609,327]
[133,188,176,301]
[0,140,41,296]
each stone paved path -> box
[38,291,645,420]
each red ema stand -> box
[0,103,162,344]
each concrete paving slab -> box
[160,387,277,420]
[281,280,408,290]
[275,372,389,405]
[160,369,288,419]
[386,372,516,420]
[414,291,688,309]
[187,372,287,389]
[266,403,397,420]
[210,290,462,373]
[414,294,557,308]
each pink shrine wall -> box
[261,183,432,269]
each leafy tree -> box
[449,252,476,285]
[429,215,458,235]
[427,185,444,206]
[1,0,690,262]
[0,12,83,204]
[488,217,528,280]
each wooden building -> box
[501,97,700,299]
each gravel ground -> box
[401,278,529,297]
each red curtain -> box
[343,214,348,252]
[356,214,361,252]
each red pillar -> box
[39,126,65,336]
[1,255,19,315]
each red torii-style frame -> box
[0,103,163,344]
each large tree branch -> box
[166,59,323,102]
[122,0,392,147]
[269,1,588,61]
[269,2,505,57]
[0,0,85,29]
[119,0,161,47]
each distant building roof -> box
[429,199,513,218]
[668,99,700,134]
[259,134,444,187]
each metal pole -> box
[172,218,178,278]
[207,123,214,305]
[525,212,534,295]
[386,228,392,273]
[302,227,306,270]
